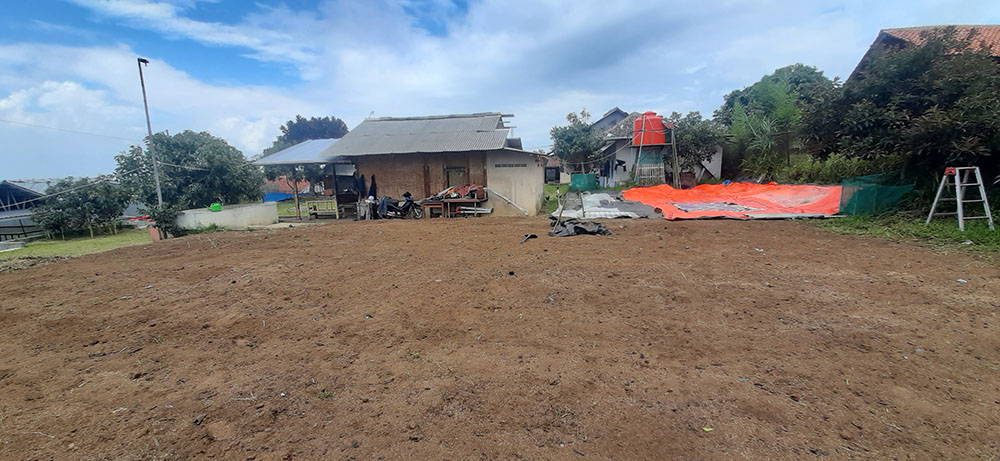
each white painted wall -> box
[484,151,545,216]
[176,203,278,230]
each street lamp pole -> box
[137,57,163,207]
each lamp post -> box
[137,57,163,207]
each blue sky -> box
[2,0,999,178]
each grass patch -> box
[542,184,569,215]
[0,228,152,260]
[816,213,1000,255]
[277,201,302,217]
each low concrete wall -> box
[176,203,278,230]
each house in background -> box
[591,109,723,187]
[255,139,337,201]
[317,112,545,216]
[849,25,1000,80]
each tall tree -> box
[806,27,1000,186]
[550,109,605,173]
[264,115,349,156]
[116,130,264,213]
[666,112,726,171]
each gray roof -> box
[1,179,58,196]
[324,113,514,157]
[253,139,340,165]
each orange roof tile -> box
[882,25,1000,56]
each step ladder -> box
[926,166,995,231]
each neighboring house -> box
[288,112,544,216]
[589,107,630,133]
[594,111,643,186]
[591,110,723,186]
[254,139,336,201]
[849,25,1000,80]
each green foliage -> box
[116,130,264,210]
[147,205,184,238]
[262,115,348,157]
[667,111,725,170]
[773,154,893,184]
[550,109,605,168]
[31,176,130,238]
[715,63,830,126]
[542,184,568,214]
[188,224,221,234]
[805,27,1000,189]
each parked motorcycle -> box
[376,192,423,219]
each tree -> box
[805,27,1000,187]
[667,112,725,170]
[550,109,605,172]
[116,130,264,211]
[31,176,129,238]
[715,64,832,126]
[259,115,350,219]
[264,115,348,156]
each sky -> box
[2,0,999,179]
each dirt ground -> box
[1,218,998,459]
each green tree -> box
[31,176,129,238]
[807,27,1000,187]
[715,63,831,126]
[550,109,605,172]
[667,111,725,171]
[116,130,264,212]
[264,115,348,156]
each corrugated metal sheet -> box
[2,179,57,196]
[324,113,512,156]
[253,139,340,165]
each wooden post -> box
[670,126,680,188]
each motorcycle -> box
[376,192,423,219]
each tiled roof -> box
[882,25,1000,56]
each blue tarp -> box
[263,192,293,202]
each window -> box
[494,163,527,168]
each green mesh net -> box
[839,174,914,216]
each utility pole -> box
[137,57,163,207]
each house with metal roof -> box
[258,112,545,216]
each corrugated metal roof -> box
[324,113,513,156]
[1,179,58,196]
[253,139,340,165]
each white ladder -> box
[926,166,995,232]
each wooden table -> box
[421,202,444,219]
[442,198,486,217]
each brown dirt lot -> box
[0,218,998,459]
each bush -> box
[775,154,890,184]
[147,206,185,239]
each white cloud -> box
[3,0,1000,178]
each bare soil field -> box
[0,218,998,459]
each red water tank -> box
[632,111,668,146]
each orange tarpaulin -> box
[621,182,842,220]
